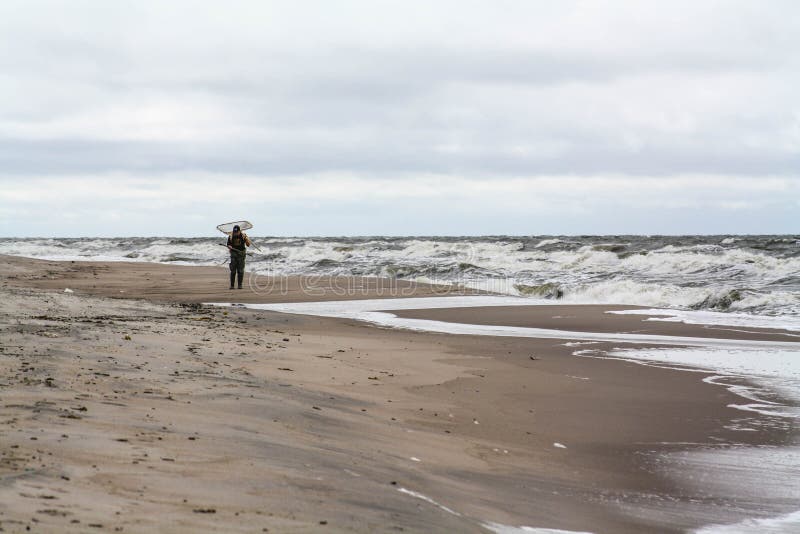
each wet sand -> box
[1,255,797,533]
[389,305,800,342]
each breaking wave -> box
[1,235,797,317]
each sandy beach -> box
[1,255,797,533]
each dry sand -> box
[1,255,797,533]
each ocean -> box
[2,235,798,317]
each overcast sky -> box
[0,0,798,237]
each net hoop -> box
[216,220,253,234]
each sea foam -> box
[3,235,798,316]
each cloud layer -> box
[1,1,798,235]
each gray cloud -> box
[0,0,798,235]
[2,128,798,177]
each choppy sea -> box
[1,235,798,317]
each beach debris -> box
[529,356,539,360]
[410,457,421,462]
[192,508,216,514]
[123,335,131,341]
[278,367,294,372]
[64,288,73,293]
[553,442,567,449]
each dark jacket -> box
[227,234,248,254]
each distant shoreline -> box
[2,233,797,319]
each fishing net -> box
[216,221,253,234]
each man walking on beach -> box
[227,225,251,289]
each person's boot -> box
[230,272,235,289]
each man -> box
[227,225,251,289]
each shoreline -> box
[1,255,798,533]
[0,254,479,304]
[389,304,800,342]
